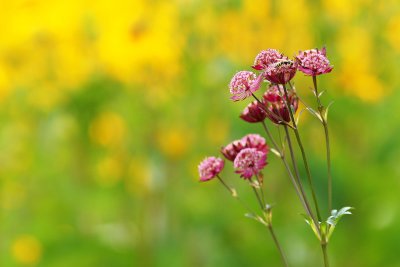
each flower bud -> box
[240,100,267,123]
[263,85,298,124]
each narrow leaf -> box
[324,101,334,121]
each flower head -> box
[221,139,246,161]
[198,157,225,182]
[221,134,268,162]
[252,49,284,70]
[234,148,267,179]
[263,85,298,124]
[229,71,263,101]
[240,100,267,123]
[264,59,297,84]
[296,47,333,76]
[241,134,269,154]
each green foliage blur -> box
[0,0,400,266]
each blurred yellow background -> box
[0,0,399,266]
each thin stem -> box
[261,121,281,153]
[217,175,234,194]
[282,84,322,222]
[283,125,319,233]
[312,76,332,213]
[268,223,289,267]
[216,175,256,215]
[252,185,265,210]
[260,119,318,236]
[321,243,330,267]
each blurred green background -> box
[0,0,399,266]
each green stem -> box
[261,120,281,154]
[261,122,310,218]
[282,84,322,221]
[283,125,319,235]
[252,185,265,210]
[268,223,290,267]
[321,243,330,267]
[312,76,332,213]
[216,175,256,215]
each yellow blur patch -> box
[126,157,152,194]
[11,235,42,265]
[386,15,400,53]
[206,119,229,146]
[96,156,122,186]
[89,112,126,148]
[1,182,26,210]
[157,127,190,159]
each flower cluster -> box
[227,47,333,102]
[197,46,348,267]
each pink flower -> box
[241,134,269,155]
[221,134,268,162]
[221,139,246,161]
[263,85,298,124]
[234,148,267,179]
[198,157,225,182]
[264,59,297,85]
[252,49,284,70]
[229,71,263,101]
[296,47,333,76]
[240,100,267,123]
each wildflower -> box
[296,47,333,76]
[264,59,297,85]
[252,49,284,70]
[229,71,263,101]
[263,85,298,124]
[241,134,269,154]
[198,157,225,182]
[234,148,267,179]
[221,139,246,161]
[240,100,267,123]
[221,134,268,162]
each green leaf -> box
[306,107,323,122]
[324,101,334,121]
[301,214,321,240]
[327,206,353,226]
[244,213,257,220]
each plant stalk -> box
[282,84,322,221]
[283,125,319,234]
[321,243,330,267]
[268,223,290,267]
[312,76,332,213]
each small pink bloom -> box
[221,139,246,161]
[221,134,268,162]
[240,100,267,123]
[296,47,333,76]
[252,49,284,70]
[264,59,297,85]
[263,85,298,124]
[198,157,225,182]
[229,71,263,101]
[234,148,267,179]
[241,134,269,155]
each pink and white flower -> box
[198,157,225,182]
[234,148,267,179]
[252,49,284,70]
[296,47,333,76]
[229,71,263,101]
